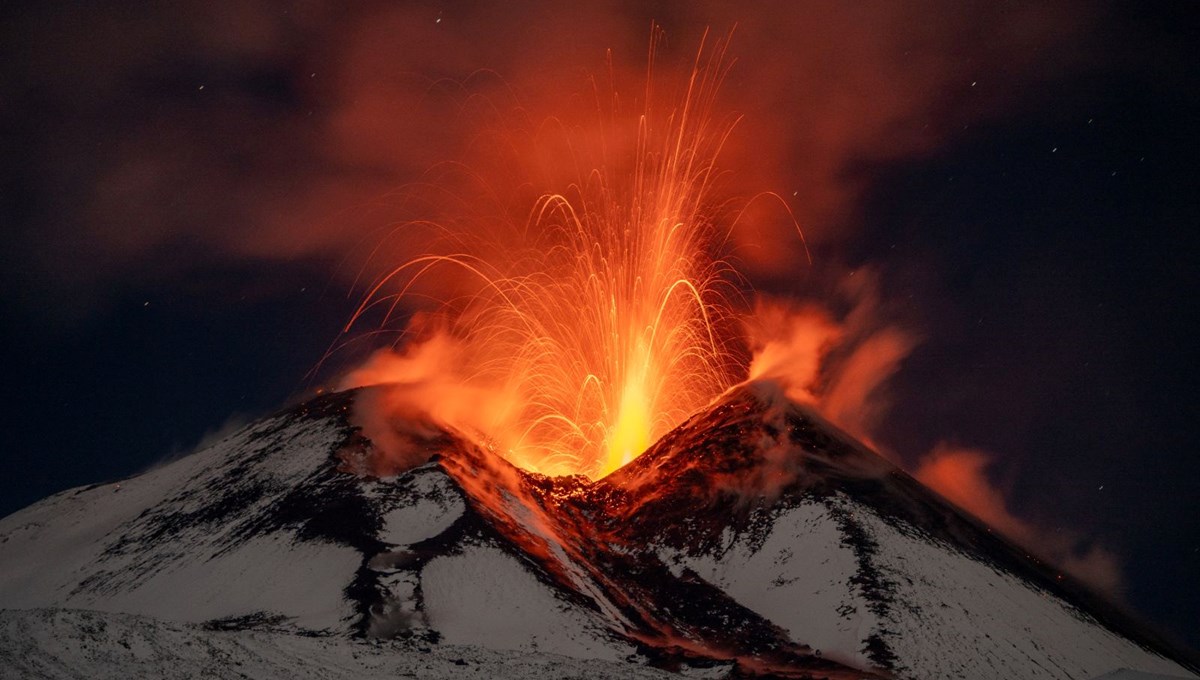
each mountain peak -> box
[0,385,1195,679]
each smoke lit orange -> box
[342,29,743,479]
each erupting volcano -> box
[337,29,748,480]
[2,22,1197,680]
[1,384,1196,678]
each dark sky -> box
[2,0,1197,652]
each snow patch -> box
[836,495,1196,680]
[67,533,360,631]
[663,502,876,670]
[377,471,464,546]
[0,412,360,632]
[0,608,676,680]
[420,544,631,661]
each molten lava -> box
[342,30,744,479]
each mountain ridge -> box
[0,383,1195,679]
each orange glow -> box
[337,31,930,485]
[913,444,1123,594]
[341,29,742,479]
[606,353,653,474]
[744,286,920,449]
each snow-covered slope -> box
[0,396,363,632]
[0,608,682,680]
[0,384,1195,680]
[596,382,1198,679]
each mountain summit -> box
[0,382,1195,679]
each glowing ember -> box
[341,30,743,479]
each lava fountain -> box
[340,29,754,479]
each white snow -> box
[653,494,1197,680]
[66,533,361,631]
[0,414,361,633]
[1,391,1195,680]
[835,494,1196,680]
[660,502,877,670]
[376,469,464,546]
[420,543,633,661]
[0,608,675,680]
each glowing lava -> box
[607,360,652,475]
[341,30,743,479]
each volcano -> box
[0,383,1195,680]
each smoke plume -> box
[742,273,1122,593]
[4,1,1097,320]
[913,444,1122,594]
[746,270,920,449]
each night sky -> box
[2,1,1197,652]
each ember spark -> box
[342,30,744,479]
